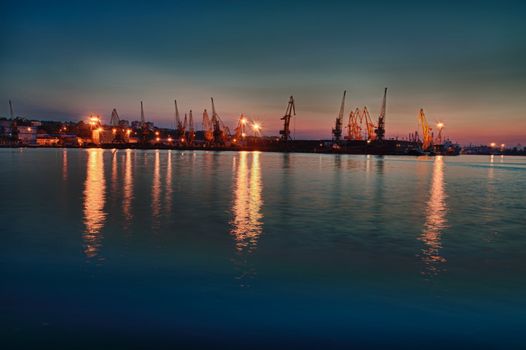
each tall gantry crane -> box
[210,98,229,146]
[332,90,346,144]
[174,100,185,139]
[140,101,145,127]
[233,114,248,144]
[418,108,433,151]
[139,101,150,143]
[202,109,213,145]
[110,108,120,126]
[346,108,363,140]
[110,108,125,143]
[280,96,295,142]
[8,100,18,141]
[375,88,387,141]
[9,100,14,119]
[363,106,377,141]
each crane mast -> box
[234,114,247,144]
[110,108,125,143]
[140,101,145,126]
[375,88,387,141]
[280,96,295,142]
[202,109,213,145]
[175,100,185,139]
[363,106,376,141]
[210,97,229,146]
[332,90,346,144]
[9,100,14,119]
[110,108,120,126]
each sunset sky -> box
[1,0,525,145]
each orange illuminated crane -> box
[233,114,248,144]
[362,106,376,141]
[110,108,125,143]
[202,109,213,145]
[280,96,295,142]
[418,108,433,151]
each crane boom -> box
[9,100,14,119]
[202,109,213,145]
[418,108,433,151]
[280,96,295,142]
[332,90,346,143]
[140,101,145,126]
[175,100,181,129]
[110,108,120,126]
[375,88,387,141]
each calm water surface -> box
[1,149,525,348]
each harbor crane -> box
[110,108,126,143]
[138,101,150,143]
[375,88,387,141]
[346,108,363,141]
[233,114,248,144]
[140,101,145,127]
[9,100,14,119]
[174,100,185,140]
[202,109,213,145]
[418,108,433,151]
[110,108,120,126]
[8,100,19,141]
[363,106,377,141]
[332,90,346,144]
[280,96,296,142]
[210,97,229,146]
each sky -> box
[0,0,525,145]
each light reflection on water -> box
[419,156,448,277]
[152,149,161,229]
[62,149,68,181]
[231,151,263,253]
[74,150,525,283]
[82,149,106,261]
[165,150,172,215]
[5,149,526,346]
[122,149,133,227]
[230,152,263,286]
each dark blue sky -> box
[1,0,525,143]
